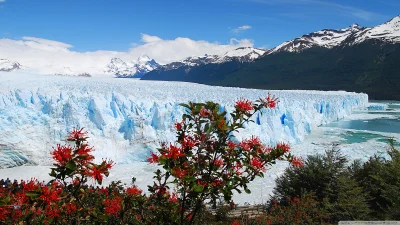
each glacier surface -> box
[0,72,368,169]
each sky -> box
[0,0,399,72]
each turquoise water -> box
[322,118,400,134]
[321,102,400,145]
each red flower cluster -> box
[163,144,184,160]
[235,98,253,112]
[276,142,290,153]
[51,144,72,166]
[67,127,88,141]
[264,93,278,108]
[39,182,62,205]
[291,156,304,167]
[147,151,159,163]
[126,185,142,196]
[251,157,266,172]
[104,196,122,217]
[174,121,183,131]
[199,107,212,117]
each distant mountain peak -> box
[268,15,400,54]
[137,55,151,62]
[0,59,21,72]
[160,47,267,70]
[106,56,160,78]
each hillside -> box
[219,40,400,100]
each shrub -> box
[148,95,302,224]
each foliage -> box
[351,138,400,220]
[148,95,302,224]
[0,128,178,224]
[0,96,305,224]
[270,148,371,223]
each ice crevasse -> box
[0,73,368,168]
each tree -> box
[148,95,303,225]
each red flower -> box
[164,144,184,160]
[104,159,114,169]
[227,141,236,150]
[214,158,224,168]
[235,98,253,112]
[104,196,122,217]
[182,136,197,149]
[211,179,223,187]
[174,121,183,131]
[76,144,93,156]
[169,192,178,203]
[127,185,142,196]
[45,206,60,218]
[251,157,266,172]
[232,219,241,225]
[217,119,226,130]
[265,93,278,108]
[147,151,159,163]
[276,142,290,153]
[0,207,10,220]
[173,167,187,179]
[238,140,251,151]
[65,203,77,214]
[85,166,104,183]
[199,107,211,117]
[249,136,261,146]
[197,180,207,187]
[67,127,88,141]
[233,162,243,175]
[51,144,72,166]
[39,185,62,205]
[291,156,304,167]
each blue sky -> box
[0,0,398,52]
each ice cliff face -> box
[0,73,368,168]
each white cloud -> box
[0,0,5,2]
[0,35,254,75]
[232,25,252,34]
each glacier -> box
[0,72,368,169]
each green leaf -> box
[26,191,41,198]
[185,176,196,183]
[159,157,167,164]
[193,184,204,193]
[49,168,56,177]
[66,161,77,170]
[245,188,251,194]
[179,103,190,109]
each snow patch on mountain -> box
[106,55,160,78]
[161,47,266,70]
[350,16,400,44]
[268,15,400,54]
[268,24,364,54]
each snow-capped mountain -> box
[348,16,400,45]
[267,24,364,54]
[106,55,160,78]
[0,59,21,72]
[268,15,400,54]
[162,47,266,70]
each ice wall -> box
[0,73,368,168]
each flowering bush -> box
[0,95,304,225]
[148,95,302,224]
